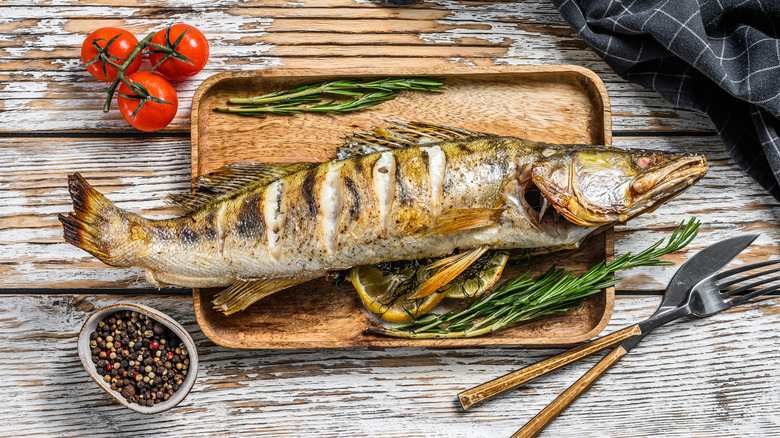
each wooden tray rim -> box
[191,65,612,177]
[190,64,615,349]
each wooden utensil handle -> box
[512,345,628,438]
[458,324,641,410]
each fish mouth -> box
[623,154,708,218]
[537,154,708,227]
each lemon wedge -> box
[350,263,445,323]
[350,250,510,322]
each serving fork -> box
[456,234,780,437]
[459,234,759,411]
[512,257,780,437]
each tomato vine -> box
[81,24,209,131]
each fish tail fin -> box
[58,173,139,267]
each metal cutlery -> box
[458,234,759,410]
[513,254,780,437]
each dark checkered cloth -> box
[554,0,780,201]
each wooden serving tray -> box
[190,65,614,349]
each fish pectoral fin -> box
[409,246,489,299]
[169,161,316,212]
[426,208,504,236]
[336,120,490,159]
[212,276,311,315]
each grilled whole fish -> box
[59,122,707,314]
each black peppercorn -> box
[89,310,190,409]
[121,385,135,400]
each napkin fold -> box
[553,0,780,201]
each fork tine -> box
[721,274,780,298]
[731,282,780,307]
[720,266,780,289]
[713,259,780,281]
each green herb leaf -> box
[217,77,445,116]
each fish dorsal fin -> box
[336,120,491,160]
[169,161,315,212]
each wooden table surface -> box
[3,1,780,436]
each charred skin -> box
[59,135,707,296]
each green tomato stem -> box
[144,42,172,52]
[101,31,155,113]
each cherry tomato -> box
[148,24,209,79]
[117,72,178,132]
[81,28,142,82]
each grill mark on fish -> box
[395,159,412,206]
[344,177,360,221]
[199,212,217,240]
[201,226,217,240]
[353,157,364,178]
[302,171,318,218]
[152,224,173,241]
[456,142,472,154]
[179,223,199,245]
[236,194,266,238]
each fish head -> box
[530,147,707,226]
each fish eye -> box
[634,156,657,168]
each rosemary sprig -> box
[214,77,444,117]
[368,218,700,339]
[216,91,397,116]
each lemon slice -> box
[439,250,509,299]
[351,250,510,321]
[351,263,445,323]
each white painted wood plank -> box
[1,294,779,437]
[0,1,713,132]
[1,2,778,436]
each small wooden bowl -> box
[77,303,198,414]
